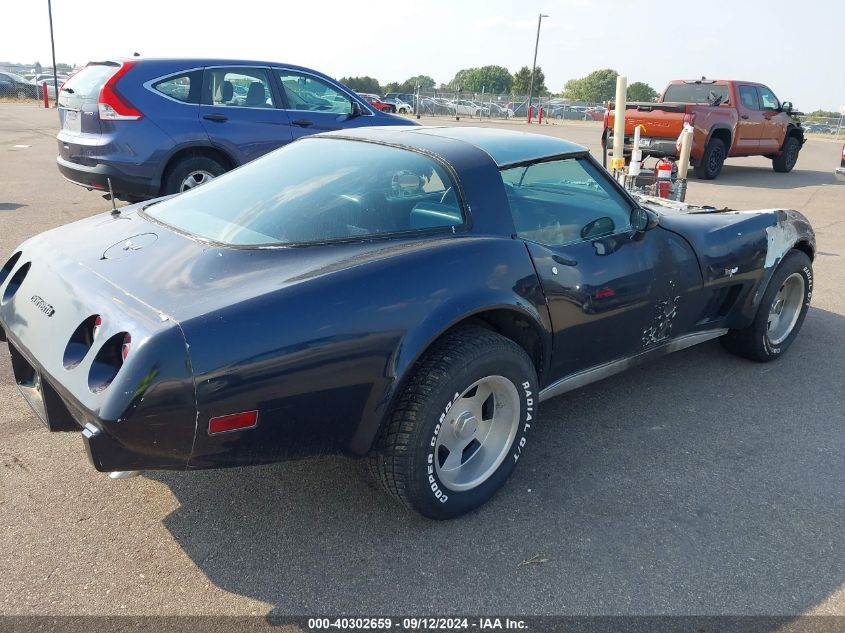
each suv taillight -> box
[98,62,142,121]
[841,144,845,160]
[602,108,610,129]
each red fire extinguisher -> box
[655,158,674,198]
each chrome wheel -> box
[180,170,215,192]
[434,375,520,492]
[767,272,805,345]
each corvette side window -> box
[500,157,632,247]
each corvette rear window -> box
[145,138,464,246]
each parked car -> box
[382,96,413,114]
[603,78,805,179]
[383,92,416,106]
[0,126,816,519]
[450,99,483,117]
[29,73,69,99]
[550,104,590,120]
[358,93,394,112]
[55,58,416,201]
[0,72,41,99]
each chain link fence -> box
[408,90,606,122]
[797,115,845,138]
[0,64,72,105]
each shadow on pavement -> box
[150,307,844,617]
[702,166,838,190]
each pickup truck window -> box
[663,83,730,105]
[501,157,632,246]
[757,86,779,111]
[739,86,760,110]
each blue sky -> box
[5,0,844,111]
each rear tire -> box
[720,250,812,362]
[772,136,800,173]
[368,326,538,519]
[694,138,726,180]
[162,155,227,196]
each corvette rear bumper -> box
[5,335,186,472]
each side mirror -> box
[350,101,362,118]
[631,207,658,232]
[581,216,615,240]
[781,101,793,113]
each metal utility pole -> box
[527,13,548,121]
[47,0,59,107]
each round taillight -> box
[121,334,131,361]
[0,251,22,287]
[2,261,31,304]
[63,314,102,370]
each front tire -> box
[772,136,800,173]
[368,326,538,519]
[720,250,812,362]
[694,138,726,180]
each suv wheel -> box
[163,156,227,195]
[368,326,538,519]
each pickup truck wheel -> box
[772,136,800,173]
[720,250,812,362]
[694,138,726,180]
[368,326,538,519]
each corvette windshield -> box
[145,138,464,246]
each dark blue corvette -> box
[1,127,815,518]
[56,58,415,201]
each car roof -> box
[323,126,587,167]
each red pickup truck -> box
[602,79,805,179]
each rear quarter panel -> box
[182,235,549,466]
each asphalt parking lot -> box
[1,104,843,618]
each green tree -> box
[452,66,513,94]
[627,81,658,102]
[564,68,619,103]
[383,81,402,94]
[447,68,474,91]
[338,76,381,94]
[512,66,546,96]
[399,75,436,92]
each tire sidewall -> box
[704,139,726,179]
[407,347,537,519]
[164,156,226,195]
[758,252,813,358]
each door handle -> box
[291,119,314,127]
[552,254,577,266]
[203,113,228,122]
[740,115,749,120]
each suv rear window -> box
[61,64,118,99]
[145,138,464,246]
[663,83,730,105]
[152,71,202,104]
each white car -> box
[449,99,484,117]
[382,97,413,114]
[29,74,68,99]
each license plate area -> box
[8,342,80,432]
[61,107,81,133]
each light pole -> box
[527,13,548,122]
[47,0,59,107]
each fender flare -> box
[347,294,552,456]
[152,142,239,193]
[702,124,734,157]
